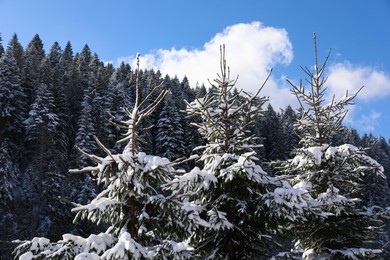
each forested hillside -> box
[2,34,390,259]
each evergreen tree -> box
[14,55,197,259]
[155,93,187,161]
[0,38,26,258]
[0,48,26,149]
[80,44,92,65]
[24,34,46,89]
[23,83,65,237]
[167,46,311,259]
[74,82,98,167]
[47,42,64,88]
[7,34,25,75]
[281,105,300,158]
[274,33,388,259]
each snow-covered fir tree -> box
[273,33,389,259]
[14,54,200,259]
[166,45,315,259]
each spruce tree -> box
[7,34,25,75]
[281,105,300,158]
[24,34,46,89]
[14,54,198,259]
[166,45,312,259]
[23,83,65,237]
[273,33,388,259]
[0,48,26,149]
[74,81,98,167]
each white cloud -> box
[117,21,297,110]
[326,62,390,101]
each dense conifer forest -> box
[2,33,390,259]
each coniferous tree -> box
[155,92,187,161]
[74,82,98,167]
[281,105,300,158]
[0,39,26,258]
[47,42,64,89]
[14,54,198,259]
[24,34,45,90]
[0,48,26,149]
[23,83,65,237]
[273,33,388,259]
[167,46,312,259]
[7,34,25,75]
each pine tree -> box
[274,33,387,259]
[14,54,197,259]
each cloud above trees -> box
[118,22,297,109]
[326,62,390,101]
[118,22,390,116]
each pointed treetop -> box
[287,33,363,147]
[27,34,45,57]
[80,44,92,63]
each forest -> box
[1,33,390,259]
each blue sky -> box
[1,0,390,139]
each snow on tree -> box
[165,45,315,259]
[23,83,67,237]
[74,81,98,168]
[273,33,389,259]
[14,54,199,259]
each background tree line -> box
[1,34,390,258]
